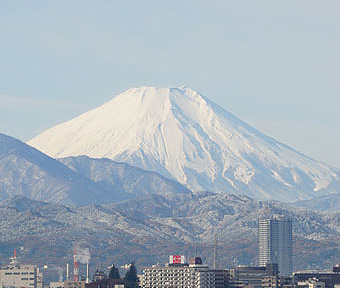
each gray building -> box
[258,216,293,276]
[229,263,279,288]
[293,265,340,288]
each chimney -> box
[66,263,69,280]
[73,248,79,282]
[86,263,89,283]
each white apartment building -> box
[142,256,228,288]
[0,252,43,288]
[0,264,43,288]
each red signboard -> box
[173,255,182,264]
[169,255,185,264]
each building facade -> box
[64,280,86,288]
[293,266,340,288]
[0,252,43,288]
[85,278,124,288]
[142,256,228,288]
[297,278,326,288]
[258,217,293,276]
[229,263,279,288]
[0,264,43,288]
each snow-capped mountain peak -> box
[28,86,339,201]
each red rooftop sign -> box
[169,255,186,264]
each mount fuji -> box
[28,86,340,201]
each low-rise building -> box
[294,266,340,288]
[229,263,279,288]
[49,281,65,288]
[280,276,294,288]
[64,280,86,288]
[297,278,325,288]
[85,278,125,288]
[93,270,106,282]
[262,276,280,288]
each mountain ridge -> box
[0,133,190,206]
[0,133,112,206]
[58,155,191,198]
[1,194,340,272]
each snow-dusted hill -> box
[0,133,190,206]
[0,133,114,206]
[292,192,340,212]
[1,194,340,270]
[59,155,191,198]
[29,87,340,201]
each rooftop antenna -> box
[10,249,19,265]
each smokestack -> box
[73,247,79,282]
[66,263,69,280]
[86,263,89,283]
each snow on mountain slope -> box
[58,155,191,198]
[28,87,340,201]
[292,192,340,212]
[0,133,190,206]
[0,133,118,206]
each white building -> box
[298,278,326,288]
[0,254,43,288]
[48,281,65,288]
[142,255,228,288]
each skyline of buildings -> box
[5,216,340,288]
[1,248,340,288]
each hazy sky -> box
[1,1,339,168]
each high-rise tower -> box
[258,216,293,276]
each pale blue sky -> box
[0,1,339,168]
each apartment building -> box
[0,253,43,288]
[142,255,228,288]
